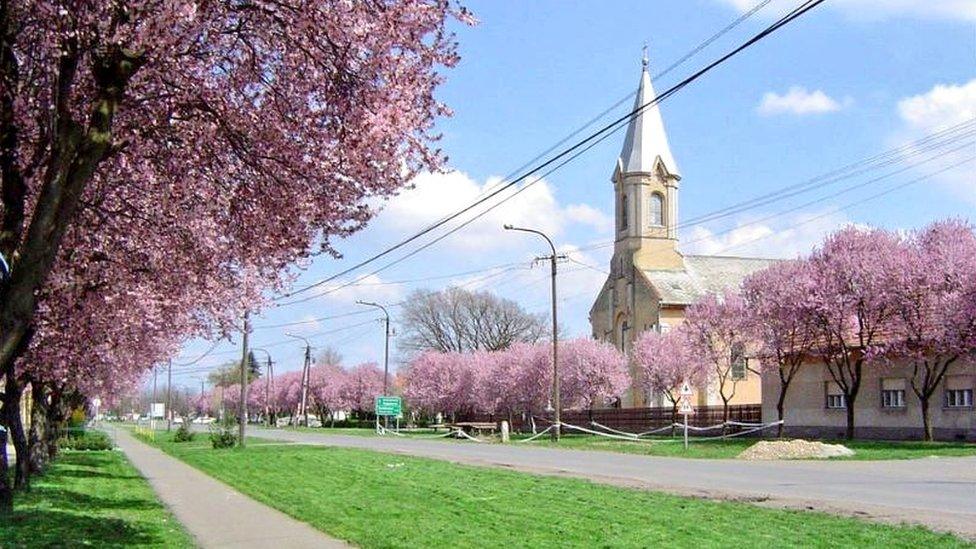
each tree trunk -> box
[920,396,933,442]
[27,384,49,475]
[0,426,10,514]
[2,379,29,489]
[776,389,786,439]
[844,397,856,440]
[670,401,678,437]
[722,399,731,436]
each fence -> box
[458,404,762,435]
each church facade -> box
[589,57,773,408]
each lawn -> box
[143,432,970,548]
[0,449,194,548]
[281,425,976,460]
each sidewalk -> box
[110,427,351,548]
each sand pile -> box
[738,439,855,460]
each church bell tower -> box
[612,47,683,274]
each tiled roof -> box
[642,255,778,305]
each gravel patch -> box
[739,439,855,460]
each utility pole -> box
[356,301,391,394]
[239,312,250,447]
[166,359,173,431]
[151,365,157,430]
[504,224,564,441]
[357,300,392,428]
[252,348,273,427]
[286,334,312,427]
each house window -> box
[945,376,973,408]
[650,192,664,226]
[826,381,846,409]
[881,378,906,409]
[620,193,629,232]
[945,389,973,408]
[730,343,747,381]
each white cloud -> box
[718,0,975,21]
[374,170,611,251]
[757,87,850,116]
[893,78,976,203]
[682,211,851,258]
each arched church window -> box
[650,192,664,226]
[620,193,629,231]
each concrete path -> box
[110,428,351,548]
[248,427,976,539]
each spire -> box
[617,50,679,177]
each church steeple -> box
[612,50,683,271]
[616,50,680,178]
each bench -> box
[448,422,497,436]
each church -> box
[589,54,774,408]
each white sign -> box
[151,403,165,419]
[680,381,693,397]
[679,399,694,415]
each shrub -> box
[209,425,237,449]
[173,422,195,443]
[59,429,113,451]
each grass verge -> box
[142,432,971,548]
[281,425,976,460]
[0,449,194,548]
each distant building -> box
[589,53,773,407]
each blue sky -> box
[168,0,975,390]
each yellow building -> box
[589,54,774,407]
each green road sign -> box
[375,396,402,416]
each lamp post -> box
[503,224,562,441]
[252,348,273,427]
[285,333,312,427]
[355,301,391,395]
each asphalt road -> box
[247,427,976,539]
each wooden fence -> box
[458,404,762,435]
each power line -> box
[277,0,825,302]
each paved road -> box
[110,428,351,548]
[248,427,976,539]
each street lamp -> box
[356,300,391,396]
[252,347,274,427]
[285,333,312,427]
[503,224,562,441]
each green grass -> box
[0,450,194,548]
[281,425,976,460]
[518,434,976,460]
[142,432,971,548]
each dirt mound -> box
[738,439,855,460]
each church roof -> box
[641,255,777,305]
[618,57,680,176]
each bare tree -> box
[316,347,343,366]
[400,287,547,353]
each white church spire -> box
[617,49,680,177]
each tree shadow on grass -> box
[0,509,171,548]
[29,485,161,511]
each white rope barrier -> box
[517,425,554,443]
[634,425,678,437]
[455,429,486,443]
[589,421,639,439]
[522,419,785,445]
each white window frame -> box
[945,388,973,408]
[881,389,905,409]
[649,192,664,227]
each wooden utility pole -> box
[238,312,250,447]
[166,359,173,431]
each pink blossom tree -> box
[887,220,976,440]
[806,226,905,440]
[684,290,753,427]
[558,338,629,411]
[742,259,821,437]
[633,327,707,429]
[401,351,477,419]
[0,0,468,508]
[338,363,385,416]
[308,364,346,426]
